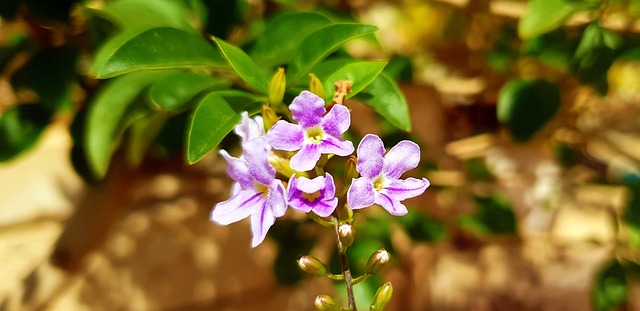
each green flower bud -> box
[262,105,280,131]
[309,74,326,100]
[370,282,393,311]
[344,156,359,181]
[365,249,390,275]
[314,294,340,311]
[298,255,329,277]
[268,67,286,106]
[338,223,355,248]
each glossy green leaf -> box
[187,90,265,164]
[593,259,628,311]
[127,113,170,166]
[355,73,411,132]
[288,23,378,80]
[92,27,226,79]
[497,79,560,141]
[322,61,387,101]
[85,71,172,178]
[0,104,52,161]
[518,0,579,40]
[88,0,196,33]
[249,11,332,67]
[148,72,231,111]
[212,37,270,94]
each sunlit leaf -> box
[322,61,387,101]
[288,23,378,80]
[519,0,580,40]
[0,104,52,161]
[127,113,170,166]
[497,79,560,141]
[250,11,332,67]
[212,37,270,94]
[593,259,628,311]
[355,73,411,132]
[186,90,265,164]
[91,27,226,78]
[148,72,231,111]
[85,71,172,177]
[87,0,196,33]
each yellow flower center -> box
[254,182,270,198]
[305,126,325,144]
[373,176,387,192]
[302,191,321,202]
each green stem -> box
[334,218,357,311]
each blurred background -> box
[2,0,640,310]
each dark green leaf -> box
[399,210,446,242]
[91,27,226,78]
[0,104,52,161]
[148,72,231,111]
[459,196,517,235]
[288,23,378,80]
[572,23,621,90]
[88,0,197,33]
[126,113,170,166]
[249,11,332,67]
[322,61,387,101]
[497,79,560,141]
[85,71,172,178]
[355,73,411,132]
[518,0,580,40]
[186,90,265,164]
[212,37,270,94]
[11,46,79,112]
[593,259,628,311]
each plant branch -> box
[334,218,357,311]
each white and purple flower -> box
[210,137,287,247]
[347,134,430,216]
[288,173,338,217]
[234,111,266,144]
[267,91,354,172]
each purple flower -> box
[210,137,287,247]
[347,134,429,216]
[234,111,265,144]
[288,173,338,217]
[267,91,354,172]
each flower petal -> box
[383,140,421,179]
[267,121,304,151]
[219,150,253,189]
[347,177,375,209]
[374,192,408,216]
[267,179,288,218]
[324,173,337,198]
[250,202,275,247]
[319,135,354,157]
[321,104,351,137]
[356,134,385,178]
[385,177,430,201]
[290,143,322,171]
[211,189,262,225]
[290,91,325,128]
[243,137,275,185]
[234,111,264,143]
[312,199,338,217]
[296,175,326,193]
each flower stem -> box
[334,218,357,311]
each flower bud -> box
[370,282,393,311]
[338,223,355,248]
[262,105,280,131]
[344,156,359,181]
[365,249,390,275]
[268,67,286,106]
[314,294,340,311]
[309,74,326,100]
[298,255,329,277]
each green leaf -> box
[497,79,561,141]
[322,61,387,101]
[355,73,411,132]
[186,90,265,164]
[398,210,446,242]
[249,11,332,67]
[87,0,197,33]
[593,259,628,311]
[85,71,172,178]
[11,46,79,112]
[572,23,621,91]
[288,23,378,80]
[0,104,52,161]
[126,113,170,166]
[518,0,580,40]
[212,37,270,94]
[459,196,517,235]
[148,72,231,111]
[91,27,226,79]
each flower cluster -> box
[210,91,430,247]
